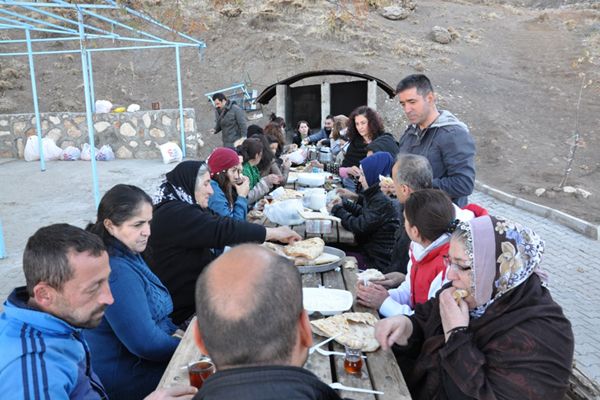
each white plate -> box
[303,287,353,316]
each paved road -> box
[470,191,600,383]
[1,160,598,383]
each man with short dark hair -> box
[0,224,196,400]
[211,92,247,148]
[396,74,475,207]
[192,244,342,399]
[305,114,334,144]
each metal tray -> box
[297,246,346,274]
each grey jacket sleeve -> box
[433,126,476,200]
[214,109,222,133]
[234,105,247,138]
[247,178,272,204]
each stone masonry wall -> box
[0,109,200,159]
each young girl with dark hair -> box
[292,120,310,147]
[240,138,280,204]
[85,184,179,400]
[207,147,249,221]
[357,189,460,317]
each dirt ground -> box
[1,0,599,223]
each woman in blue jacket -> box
[207,146,249,221]
[85,184,180,400]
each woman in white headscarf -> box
[375,215,574,400]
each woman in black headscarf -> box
[375,215,574,400]
[147,161,300,325]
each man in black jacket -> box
[191,245,343,400]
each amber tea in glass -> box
[188,359,215,389]
[343,346,363,375]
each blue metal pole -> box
[25,28,45,171]
[0,218,6,259]
[87,51,95,109]
[175,45,186,158]
[105,0,206,46]
[77,7,100,208]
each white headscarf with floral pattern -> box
[454,215,546,319]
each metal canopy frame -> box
[0,0,206,210]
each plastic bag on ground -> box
[159,142,183,164]
[60,146,81,161]
[95,100,112,113]
[24,136,63,162]
[81,143,99,161]
[126,103,140,112]
[96,145,115,161]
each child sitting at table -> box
[239,138,281,204]
[357,189,472,317]
[328,152,400,272]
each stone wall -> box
[0,109,200,159]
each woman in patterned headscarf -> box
[375,214,574,400]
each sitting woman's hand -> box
[439,287,470,342]
[144,386,197,400]
[347,166,362,177]
[235,176,250,197]
[336,188,358,201]
[265,226,302,244]
[326,197,341,213]
[375,315,413,350]
[371,272,405,289]
[265,174,282,186]
[356,282,388,310]
[379,180,396,197]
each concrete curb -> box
[475,180,600,241]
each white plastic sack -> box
[159,142,183,164]
[287,149,306,165]
[24,136,62,162]
[81,143,99,161]
[126,103,140,112]
[301,188,327,211]
[96,144,115,161]
[95,100,112,113]
[264,199,304,226]
[60,146,81,161]
[297,172,326,187]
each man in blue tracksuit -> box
[0,224,196,400]
[396,74,476,207]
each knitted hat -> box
[360,152,395,188]
[207,147,240,177]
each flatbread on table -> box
[284,237,325,260]
[357,268,385,282]
[310,312,380,352]
[263,241,339,267]
[278,188,304,200]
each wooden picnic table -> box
[158,257,411,399]
[255,214,356,245]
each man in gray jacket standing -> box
[396,74,475,207]
[212,92,247,148]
